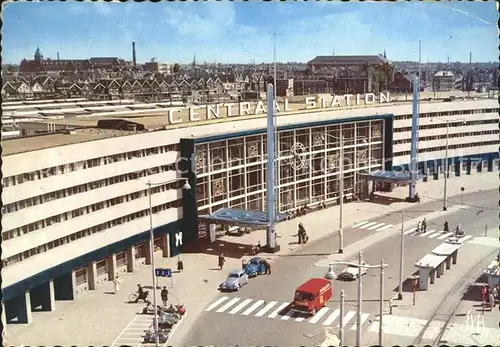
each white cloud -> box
[450,7,493,25]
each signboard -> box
[165,92,392,125]
[155,268,172,278]
[169,229,183,257]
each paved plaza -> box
[4,172,498,346]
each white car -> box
[337,262,367,281]
[219,269,249,291]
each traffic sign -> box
[155,268,172,277]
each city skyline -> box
[2,1,498,65]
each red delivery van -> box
[291,278,333,316]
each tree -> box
[173,63,182,73]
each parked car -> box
[219,269,249,291]
[244,257,267,277]
[337,262,367,281]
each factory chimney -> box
[132,41,137,67]
[57,52,60,60]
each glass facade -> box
[195,119,385,217]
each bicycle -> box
[128,293,139,303]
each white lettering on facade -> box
[168,109,182,124]
[189,106,202,122]
[284,98,292,111]
[175,231,183,247]
[225,103,235,117]
[380,92,390,103]
[344,94,353,106]
[305,96,316,109]
[254,101,266,114]
[207,104,220,119]
[365,93,376,104]
[318,96,327,108]
[239,102,251,115]
[330,95,342,107]
[165,93,391,124]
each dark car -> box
[244,257,267,277]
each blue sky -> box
[2,1,498,64]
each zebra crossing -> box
[353,220,473,242]
[353,220,395,232]
[111,314,152,347]
[205,296,371,329]
[403,227,472,242]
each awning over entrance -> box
[199,208,288,226]
[364,170,424,184]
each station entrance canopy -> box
[364,169,424,185]
[199,208,288,227]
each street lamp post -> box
[379,258,385,346]
[356,251,362,346]
[338,135,344,254]
[443,120,450,211]
[431,117,465,211]
[398,210,405,300]
[321,133,368,254]
[327,252,388,347]
[339,290,345,345]
[146,178,191,346]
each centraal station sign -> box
[166,92,391,125]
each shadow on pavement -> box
[393,270,420,293]
[182,240,254,259]
[370,194,408,206]
[462,274,490,302]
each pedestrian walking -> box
[242,258,247,270]
[113,275,121,294]
[177,256,184,272]
[422,218,427,233]
[161,286,169,307]
[218,253,225,270]
[266,261,271,275]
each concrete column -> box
[445,257,451,270]
[162,234,170,258]
[423,168,429,182]
[145,240,152,265]
[87,261,97,290]
[127,246,135,272]
[418,269,430,290]
[108,254,117,280]
[429,270,435,284]
[209,223,216,243]
[53,272,76,301]
[437,263,444,277]
[452,250,458,264]
[2,301,7,334]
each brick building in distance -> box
[19,46,127,75]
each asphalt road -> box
[180,189,497,346]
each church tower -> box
[34,46,43,61]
